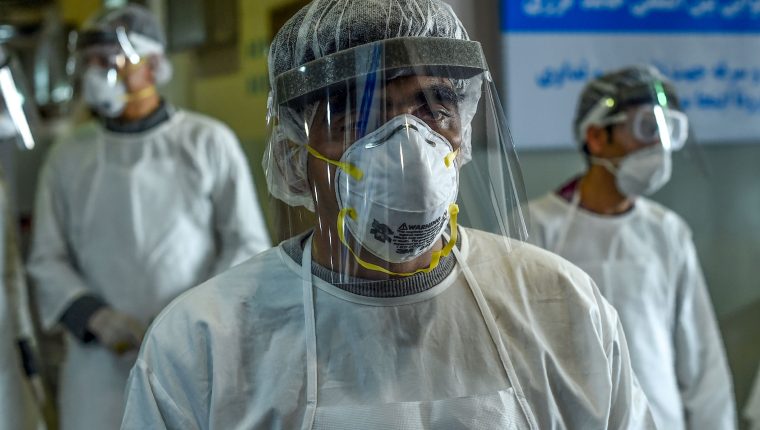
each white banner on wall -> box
[502,1,760,149]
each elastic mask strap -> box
[589,156,620,176]
[305,145,364,181]
[450,242,539,429]
[337,203,459,277]
[553,188,581,255]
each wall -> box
[57,0,101,25]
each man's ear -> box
[585,125,609,156]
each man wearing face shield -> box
[121,1,655,428]
[26,4,271,429]
[0,45,46,430]
[528,65,737,429]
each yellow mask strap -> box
[124,85,157,102]
[305,145,364,181]
[336,203,459,277]
[444,149,459,168]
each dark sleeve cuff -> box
[60,295,107,343]
[17,339,37,376]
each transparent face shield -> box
[579,80,691,153]
[264,37,529,281]
[74,26,153,117]
[0,50,39,150]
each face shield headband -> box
[77,26,164,64]
[273,37,487,107]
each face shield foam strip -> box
[274,37,487,105]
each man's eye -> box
[431,110,448,121]
[641,122,658,136]
[420,105,452,121]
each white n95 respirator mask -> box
[82,66,128,118]
[592,144,672,198]
[308,114,460,272]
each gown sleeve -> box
[674,232,737,429]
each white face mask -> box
[592,144,672,198]
[325,114,459,264]
[82,66,127,118]
[0,113,17,139]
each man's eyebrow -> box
[415,83,463,107]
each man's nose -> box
[384,104,420,122]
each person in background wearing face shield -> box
[0,45,46,430]
[528,65,737,430]
[26,4,271,429]
[121,1,656,429]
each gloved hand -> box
[86,307,146,355]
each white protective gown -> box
[746,366,760,430]
[122,227,655,430]
[28,111,271,430]
[0,176,45,430]
[529,192,737,430]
